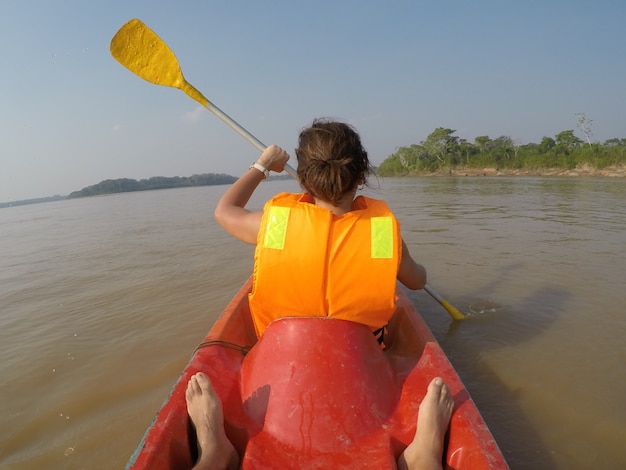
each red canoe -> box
[127,277,509,469]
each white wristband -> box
[249,162,269,179]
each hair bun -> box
[295,119,371,205]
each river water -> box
[1,177,624,469]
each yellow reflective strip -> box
[371,217,393,258]
[263,206,290,249]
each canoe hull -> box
[127,278,508,469]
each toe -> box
[195,372,211,390]
[428,377,444,395]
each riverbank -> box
[415,163,626,178]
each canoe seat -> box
[239,317,400,469]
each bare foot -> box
[186,372,239,470]
[397,377,454,470]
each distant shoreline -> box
[0,195,66,209]
[3,166,623,208]
[404,164,626,178]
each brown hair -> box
[295,119,371,205]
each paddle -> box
[109,18,298,180]
[110,18,464,321]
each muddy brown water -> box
[1,177,624,469]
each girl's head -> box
[296,119,371,205]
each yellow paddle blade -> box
[110,18,208,107]
[441,299,465,321]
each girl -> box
[215,119,427,338]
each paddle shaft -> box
[180,81,298,179]
[199,92,298,179]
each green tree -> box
[423,128,459,165]
[474,136,490,153]
[538,137,556,153]
[395,146,417,169]
[488,136,515,165]
[604,138,626,147]
[377,154,406,176]
[555,130,583,150]
[458,139,478,165]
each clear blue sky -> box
[2,0,625,201]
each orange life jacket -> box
[248,193,401,337]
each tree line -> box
[67,173,237,198]
[377,127,626,176]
